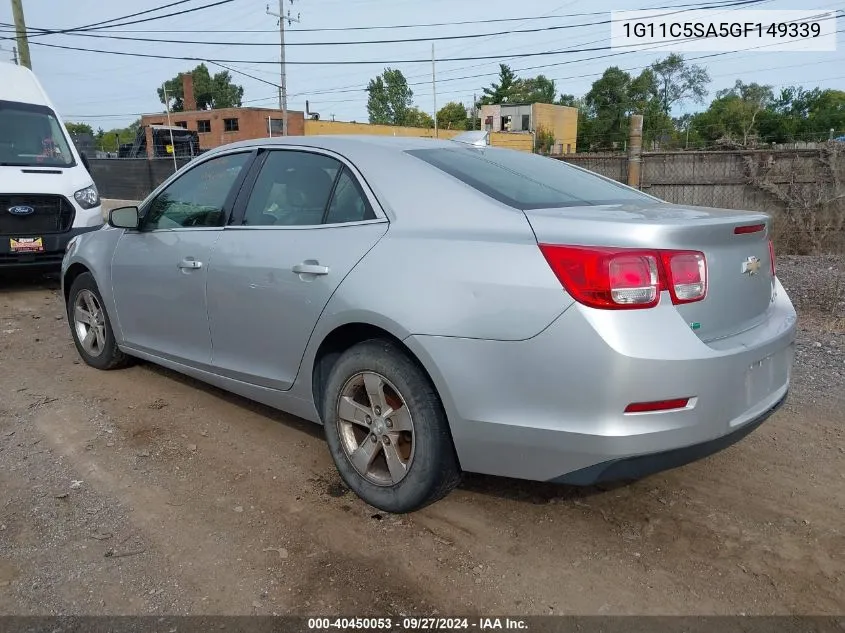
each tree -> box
[367,68,414,126]
[557,94,578,107]
[582,67,634,149]
[694,80,774,145]
[758,87,845,143]
[511,74,556,104]
[157,63,243,112]
[479,64,518,105]
[404,107,434,128]
[437,102,468,130]
[650,54,710,113]
[580,66,671,150]
[65,122,94,136]
[99,119,141,153]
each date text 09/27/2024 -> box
[307,617,528,630]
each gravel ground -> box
[775,255,844,411]
[0,255,843,616]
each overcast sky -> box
[0,0,841,130]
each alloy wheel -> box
[73,289,107,357]
[336,371,415,486]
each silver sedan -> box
[62,134,797,513]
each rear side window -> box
[406,147,653,210]
[325,168,375,224]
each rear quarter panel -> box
[314,147,573,341]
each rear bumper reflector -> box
[734,224,765,234]
[624,398,691,413]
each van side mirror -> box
[109,206,139,229]
[80,152,91,173]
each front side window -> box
[407,147,654,210]
[0,100,75,168]
[242,151,340,227]
[144,152,250,230]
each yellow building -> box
[479,103,578,154]
[303,119,537,153]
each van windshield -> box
[0,100,75,168]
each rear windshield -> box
[0,100,75,168]
[406,147,653,210]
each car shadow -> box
[134,359,325,441]
[0,270,61,293]
[126,360,632,506]
[458,472,631,505]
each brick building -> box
[140,74,304,151]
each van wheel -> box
[322,339,461,513]
[67,273,131,370]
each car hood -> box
[0,165,94,198]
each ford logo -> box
[8,205,35,216]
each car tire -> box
[322,339,462,513]
[66,272,131,371]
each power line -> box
[27,18,836,67]
[2,0,772,47]
[72,0,200,32]
[8,0,778,36]
[0,0,239,42]
[209,61,280,90]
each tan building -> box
[479,102,578,154]
[140,74,304,151]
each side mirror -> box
[80,152,91,173]
[109,206,140,229]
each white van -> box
[0,62,102,269]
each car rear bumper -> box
[550,388,787,484]
[405,279,797,483]
[0,224,102,269]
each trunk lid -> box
[524,202,775,342]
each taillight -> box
[539,246,660,309]
[661,251,707,304]
[539,244,707,310]
[768,239,776,276]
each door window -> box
[242,151,341,226]
[143,152,250,230]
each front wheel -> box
[322,339,461,513]
[67,272,131,370]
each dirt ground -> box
[0,259,843,617]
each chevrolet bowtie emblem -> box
[742,256,762,276]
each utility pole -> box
[162,83,179,173]
[431,43,438,139]
[266,1,300,137]
[10,0,32,69]
[627,114,644,189]
[472,92,477,131]
[12,46,18,64]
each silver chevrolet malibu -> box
[62,134,797,513]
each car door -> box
[110,150,253,367]
[206,148,389,390]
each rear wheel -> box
[322,339,461,513]
[67,273,131,370]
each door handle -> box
[178,258,203,270]
[292,262,329,276]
